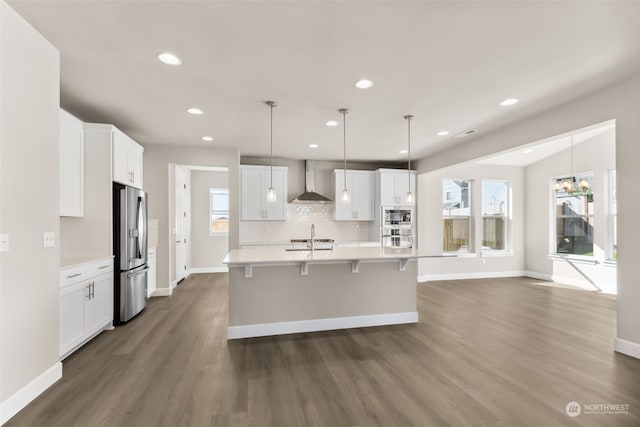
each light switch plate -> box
[43,232,55,248]
[0,233,9,252]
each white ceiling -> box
[476,121,615,167]
[8,1,640,162]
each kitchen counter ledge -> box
[224,247,453,278]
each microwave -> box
[383,207,413,226]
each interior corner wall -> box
[414,73,640,353]
[417,164,525,280]
[0,0,61,419]
[191,170,229,270]
[524,128,616,293]
[143,146,239,292]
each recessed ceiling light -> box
[437,130,450,136]
[524,149,534,154]
[399,149,408,154]
[157,52,182,66]
[187,107,203,115]
[500,98,519,106]
[326,120,338,127]
[355,79,374,89]
[202,136,214,142]
[309,144,319,148]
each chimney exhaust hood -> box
[290,160,332,203]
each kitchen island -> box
[224,247,451,339]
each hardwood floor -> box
[6,274,640,426]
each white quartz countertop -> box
[60,255,113,269]
[224,247,452,266]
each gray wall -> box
[0,0,60,404]
[143,146,239,291]
[415,73,640,351]
[191,170,229,270]
[417,164,525,279]
[525,128,616,292]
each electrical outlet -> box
[43,232,55,248]
[0,233,9,253]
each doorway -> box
[171,164,229,289]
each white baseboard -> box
[152,287,172,297]
[417,270,525,282]
[227,311,418,339]
[188,266,228,274]
[0,362,62,425]
[614,338,640,359]
[524,271,553,281]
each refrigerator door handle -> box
[127,266,149,278]
[135,196,144,259]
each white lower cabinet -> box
[59,258,113,359]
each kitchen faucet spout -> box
[310,224,315,253]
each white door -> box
[175,166,188,282]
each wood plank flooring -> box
[6,274,640,427]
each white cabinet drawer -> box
[60,258,113,288]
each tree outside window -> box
[210,188,229,235]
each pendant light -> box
[554,134,590,193]
[339,108,350,203]
[404,115,414,203]
[266,100,277,203]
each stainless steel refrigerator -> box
[113,183,148,325]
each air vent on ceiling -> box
[454,129,479,138]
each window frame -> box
[551,173,594,258]
[442,179,473,253]
[607,169,617,261]
[481,179,510,253]
[209,188,229,236]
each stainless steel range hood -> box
[290,160,332,203]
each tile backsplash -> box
[240,204,371,243]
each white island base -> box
[224,247,436,339]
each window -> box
[553,174,593,256]
[443,179,471,252]
[482,180,509,251]
[210,188,229,234]
[609,170,617,260]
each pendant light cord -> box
[266,101,276,188]
[405,115,413,191]
[570,135,573,188]
[339,109,349,191]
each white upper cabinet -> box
[332,170,375,221]
[377,169,416,206]
[240,165,287,220]
[112,127,144,189]
[59,109,84,217]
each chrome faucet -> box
[310,224,315,253]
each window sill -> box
[209,232,229,237]
[548,254,597,265]
[482,251,514,258]
[603,260,618,268]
